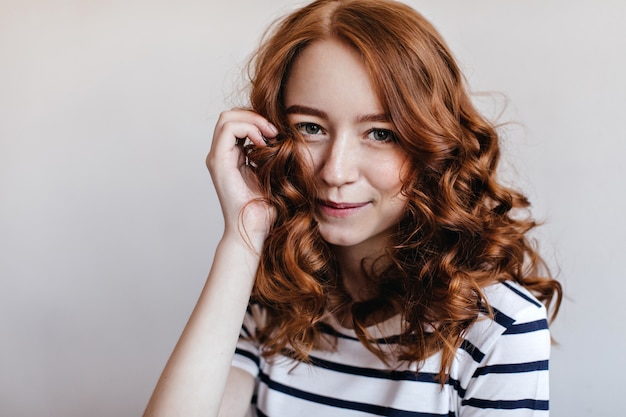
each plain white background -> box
[1,0,624,416]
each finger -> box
[215,110,278,146]
[216,121,267,151]
[207,128,257,175]
[207,110,280,176]
[229,109,279,139]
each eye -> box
[295,122,325,136]
[367,128,397,143]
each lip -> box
[317,199,369,218]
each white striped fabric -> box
[232,280,552,417]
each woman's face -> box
[283,39,409,255]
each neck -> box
[332,244,387,302]
[329,248,399,329]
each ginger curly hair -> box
[243,0,562,382]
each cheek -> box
[371,154,409,194]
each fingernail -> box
[268,123,279,135]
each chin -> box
[320,235,355,247]
[318,229,357,247]
[319,230,376,249]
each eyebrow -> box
[285,105,327,119]
[285,105,391,124]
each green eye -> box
[368,129,396,142]
[296,123,324,135]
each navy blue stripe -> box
[472,360,548,377]
[306,353,439,383]
[459,340,485,363]
[234,347,260,367]
[502,282,542,308]
[292,350,469,400]
[319,324,402,345]
[490,307,515,329]
[318,324,360,341]
[449,377,466,399]
[259,371,452,417]
[294,350,470,402]
[462,398,549,411]
[504,319,548,335]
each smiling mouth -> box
[317,200,369,217]
[319,200,367,209]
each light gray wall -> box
[1,1,623,416]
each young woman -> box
[144,1,562,416]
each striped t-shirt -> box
[232,280,552,416]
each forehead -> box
[283,39,384,117]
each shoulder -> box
[461,280,549,356]
[452,281,551,394]
[450,282,552,413]
[482,280,549,330]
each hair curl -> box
[243,0,562,382]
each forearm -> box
[143,234,260,417]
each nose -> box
[317,133,359,187]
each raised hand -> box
[206,109,279,249]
